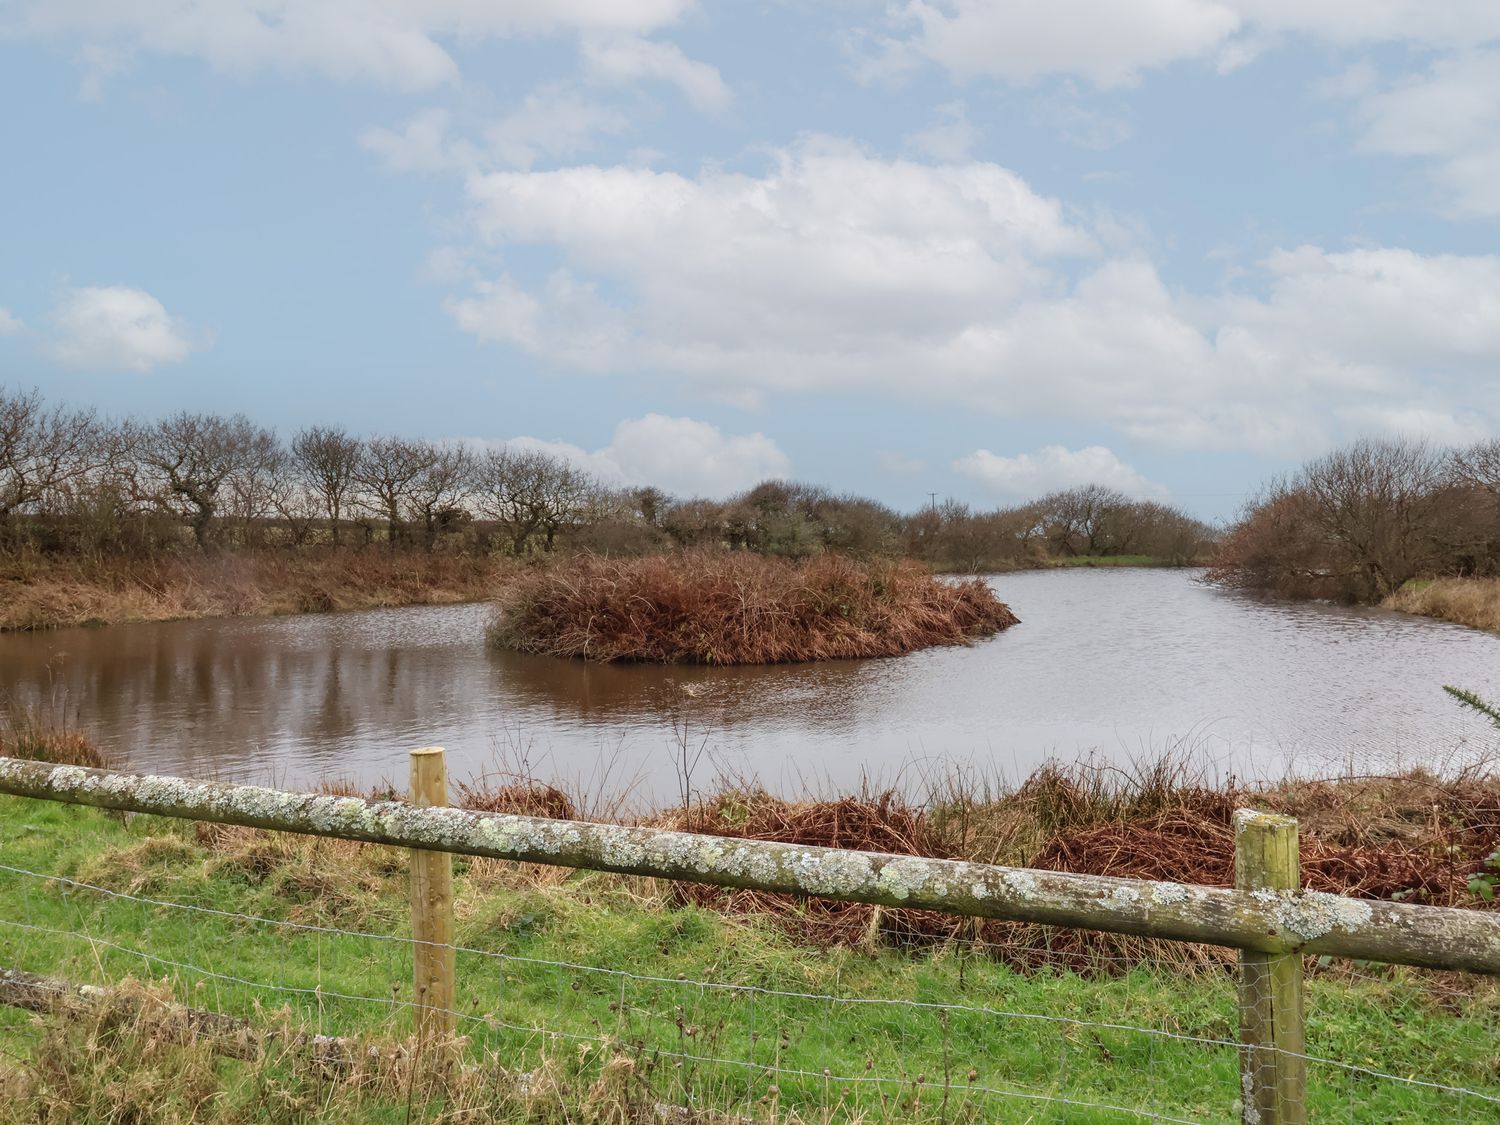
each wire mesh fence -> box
[3,858,1497,1123]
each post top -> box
[1234,807,1297,831]
[410,746,446,757]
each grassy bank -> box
[1,790,1496,1123]
[489,551,1019,664]
[1384,577,1500,634]
[0,550,519,633]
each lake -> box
[3,568,1498,802]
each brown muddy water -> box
[3,569,1500,801]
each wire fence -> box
[2,858,1497,1123]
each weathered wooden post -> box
[409,747,456,1041]
[1235,809,1306,1125]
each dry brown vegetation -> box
[12,730,1498,975]
[0,549,516,632]
[1384,577,1500,633]
[487,551,1019,664]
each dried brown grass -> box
[488,551,1019,664]
[0,706,110,769]
[0,549,518,632]
[1384,577,1500,633]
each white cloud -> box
[362,91,631,174]
[581,35,730,114]
[48,285,198,372]
[868,0,1242,88]
[441,141,1500,457]
[484,88,633,170]
[360,108,466,173]
[865,1,1500,89]
[955,446,1168,500]
[495,414,790,497]
[902,101,978,161]
[1348,50,1500,218]
[0,308,22,334]
[8,0,697,92]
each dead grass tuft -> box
[1385,577,1500,634]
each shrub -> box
[487,551,1019,664]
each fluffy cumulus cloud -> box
[1348,50,1500,218]
[495,414,789,498]
[443,141,1500,455]
[865,1,1500,88]
[5,0,698,91]
[362,92,632,173]
[48,285,198,372]
[0,308,21,334]
[955,445,1168,500]
[580,34,730,113]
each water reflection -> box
[3,569,1499,799]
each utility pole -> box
[928,491,939,512]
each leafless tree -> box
[290,425,362,545]
[472,448,593,554]
[352,435,434,550]
[131,411,276,550]
[404,442,474,550]
[0,387,107,545]
[1300,437,1449,599]
[1452,439,1500,492]
[1038,485,1131,556]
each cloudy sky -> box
[2,2,1498,516]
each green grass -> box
[0,800,1496,1122]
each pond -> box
[3,568,1498,802]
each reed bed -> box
[487,551,1019,664]
[1385,576,1500,634]
[0,549,516,632]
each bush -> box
[487,550,1019,664]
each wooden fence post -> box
[1235,809,1306,1125]
[409,747,456,1041]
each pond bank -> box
[0,550,516,632]
[1385,577,1500,635]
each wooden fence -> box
[2,750,1498,1125]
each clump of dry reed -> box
[0,706,110,768]
[1384,577,1500,634]
[649,755,1500,972]
[487,551,1019,664]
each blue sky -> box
[2,2,1498,519]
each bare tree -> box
[352,436,434,550]
[290,425,362,545]
[1300,437,1449,599]
[472,448,592,554]
[404,442,474,550]
[1453,439,1500,492]
[1038,485,1131,556]
[221,427,284,547]
[0,387,106,545]
[132,411,275,550]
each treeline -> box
[0,387,1215,569]
[1208,437,1500,602]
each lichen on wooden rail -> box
[2,757,1498,975]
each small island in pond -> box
[487,551,1019,664]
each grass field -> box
[0,799,1496,1122]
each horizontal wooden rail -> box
[2,757,1497,975]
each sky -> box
[1,2,1498,520]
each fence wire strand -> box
[2,853,1496,1121]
